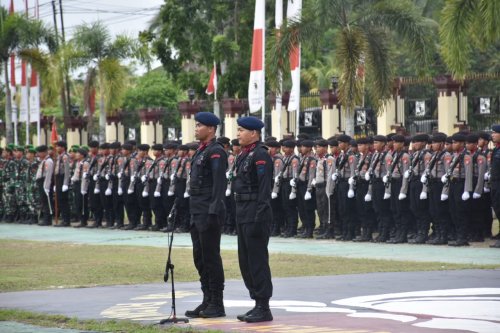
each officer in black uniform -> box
[489,125,500,248]
[185,112,227,319]
[232,116,273,323]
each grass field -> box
[1,239,498,292]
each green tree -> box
[268,0,435,135]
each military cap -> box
[88,141,99,148]
[386,133,396,141]
[356,137,370,145]
[297,133,310,140]
[327,138,339,147]
[405,137,412,146]
[445,136,453,144]
[77,148,88,157]
[431,133,447,143]
[82,146,89,151]
[266,140,281,148]
[163,142,178,150]
[14,145,25,152]
[451,133,466,142]
[231,139,240,146]
[7,143,15,149]
[121,143,133,151]
[282,140,296,148]
[152,143,164,151]
[71,144,79,150]
[26,144,34,150]
[412,134,429,142]
[392,134,406,143]
[337,134,352,143]
[492,124,500,133]
[366,136,374,144]
[110,142,121,149]
[373,135,387,143]
[187,142,199,150]
[99,143,110,149]
[126,140,137,146]
[195,112,220,126]
[301,139,314,147]
[36,145,48,152]
[217,136,230,145]
[477,131,491,141]
[237,116,265,131]
[138,144,150,151]
[350,139,358,147]
[315,139,329,147]
[28,148,37,154]
[264,136,277,143]
[178,144,189,151]
[56,140,67,148]
[466,133,479,143]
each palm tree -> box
[268,0,435,135]
[440,0,500,79]
[71,21,135,142]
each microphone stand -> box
[159,202,189,324]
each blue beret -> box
[237,116,264,131]
[492,124,500,133]
[195,112,220,126]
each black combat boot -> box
[199,290,225,318]
[185,289,210,318]
[244,299,273,323]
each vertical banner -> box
[19,61,29,122]
[287,0,302,113]
[248,0,265,114]
[205,62,217,99]
[30,68,40,123]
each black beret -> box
[350,139,357,147]
[297,133,310,140]
[88,140,99,148]
[76,148,88,157]
[264,136,277,142]
[138,144,150,151]
[431,133,447,143]
[386,133,396,141]
[373,135,387,143]
[99,143,110,149]
[492,124,500,133]
[164,142,178,150]
[152,143,164,151]
[282,140,296,148]
[266,140,280,148]
[296,140,303,147]
[337,134,352,143]
[195,112,220,126]
[237,116,264,131]
[301,140,314,148]
[126,140,137,146]
[217,137,230,145]
[231,139,240,146]
[36,145,48,152]
[178,144,189,151]
[412,134,430,142]
[445,136,453,144]
[327,139,339,147]
[451,133,466,142]
[405,138,412,146]
[366,136,374,144]
[122,143,133,151]
[56,141,67,148]
[187,142,199,150]
[357,137,369,145]
[466,133,479,143]
[315,139,328,147]
[110,142,121,149]
[392,135,406,143]
[477,131,491,141]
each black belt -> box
[234,193,258,202]
[190,187,212,196]
[451,178,465,183]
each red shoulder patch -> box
[402,157,409,164]
[445,156,452,163]
[275,160,280,167]
[211,154,220,159]
[478,158,484,164]
[349,156,354,163]
[464,156,471,165]
[256,160,266,165]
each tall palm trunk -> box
[4,61,13,143]
[99,71,106,143]
[345,107,355,136]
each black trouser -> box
[135,182,152,226]
[112,179,124,226]
[296,180,316,234]
[237,222,273,300]
[37,178,52,224]
[55,175,70,224]
[123,178,139,227]
[390,178,411,238]
[356,180,375,234]
[99,179,114,226]
[429,181,451,238]
[148,180,166,228]
[279,180,298,235]
[337,179,356,239]
[409,177,432,237]
[449,179,469,241]
[372,180,392,238]
[480,192,493,237]
[174,179,190,230]
[160,181,175,227]
[89,179,103,225]
[73,181,89,224]
[270,192,285,234]
[190,214,225,292]
[491,181,500,222]
[315,183,329,231]
[224,194,236,231]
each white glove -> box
[290,179,296,187]
[311,178,317,186]
[348,177,355,185]
[332,173,338,181]
[83,172,88,179]
[127,189,134,194]
[225,189,231,197]
[184,192,190,198]
[398,193,406,200]
[117,172,122,179]
[382,175,389,184]
[304,191,312,200]
[441,175,448,184]
[271,192,278,199]
[53,185,56,192]
[289,191,296,200]
[81,190,87,195]
[462,192,470,201]
[364,193,372,202]
[441,193,448,201]
[384,193,391,200]
[347,189,355,198]
[420,174,427,184]
[473,192,481,199]
[105,174,110,181]
[154,191,161,197]
[142,191,149,197]
[226,171,231,179]
[44,189,50,196]
[420,192,427,200]
[168,190,174,196]
[484,172,490,181]
[93,174,98,181]
[62,185,68,192]
[131,175,136,183]
[364,172,371,181]
[118,188,123,196]
[94,187,100,194]
[157,177,162,184]
[105,188,112,196]
[484,187,491,193]
[404,170,410,179]
[141,175,147,183]
[170,174,175,181]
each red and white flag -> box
[30,67,40,123]
[248,0,265,113]
[287,0,302,112]
[19,61,29,122]
[205,62,217,98]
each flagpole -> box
[261,2,266,139]
[213,62,220,137]
[275,0,283,140]
[295,46,300,138]
[25,0,30,145]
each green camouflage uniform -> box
[15,157,30,221]
[27,158,41,223]
[0,156,5,219]
[3,158,18,221]
[69,158,77,221]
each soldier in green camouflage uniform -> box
[0,147,6,221]
[26,148,41,224]
[13,146,30,222]
[3,146,17,222]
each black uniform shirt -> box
[491,145,500,184]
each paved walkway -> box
[1,224,499,265]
